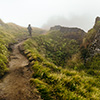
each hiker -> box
[27,24,32,36]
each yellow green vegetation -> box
[0,22,15,77]
[0,32,12,77]
[23,29,100,99]
[0,19,46,40]
[0,19,45,77]
[0,43,9,77]
[24,30,80,67]
[83,20,100,48]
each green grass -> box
[23,37,100,99]
[0,19,45,78]
[0,34,11,77]
[0,18,99,99]
[24,30,79,67]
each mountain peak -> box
[95,16,100,24]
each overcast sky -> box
[0,0,100,31]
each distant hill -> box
[0,19,46,40]
[50,25,85,44]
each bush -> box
[30,78,54,100]
[0,59,8,77]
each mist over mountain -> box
[42,15,95,31]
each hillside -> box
[25,26,85,67]
[0,19,46,40]
[50,25,85,44]
[80,17,100,79]
[1,17,100,99]
[0,19,45,78]
[21,24,100,99]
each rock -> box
[89,30,100,56]
[95,16,100,24]
[50,25,61,31]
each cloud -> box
[42,15,95,32]
[0,0,100,30]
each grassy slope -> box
[27,30,81,67]
[82,20,100,48]
[0,22,15,77]
[23,29,100,99]
[80,20,100,74]
[0,19,45,77]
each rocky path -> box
[0,41,41,100]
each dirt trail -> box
[0,41,41,100]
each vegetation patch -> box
[23,36,100,99]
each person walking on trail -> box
[27,24,32,36]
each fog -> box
[0,0,100,31]
[42,15,94,31]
